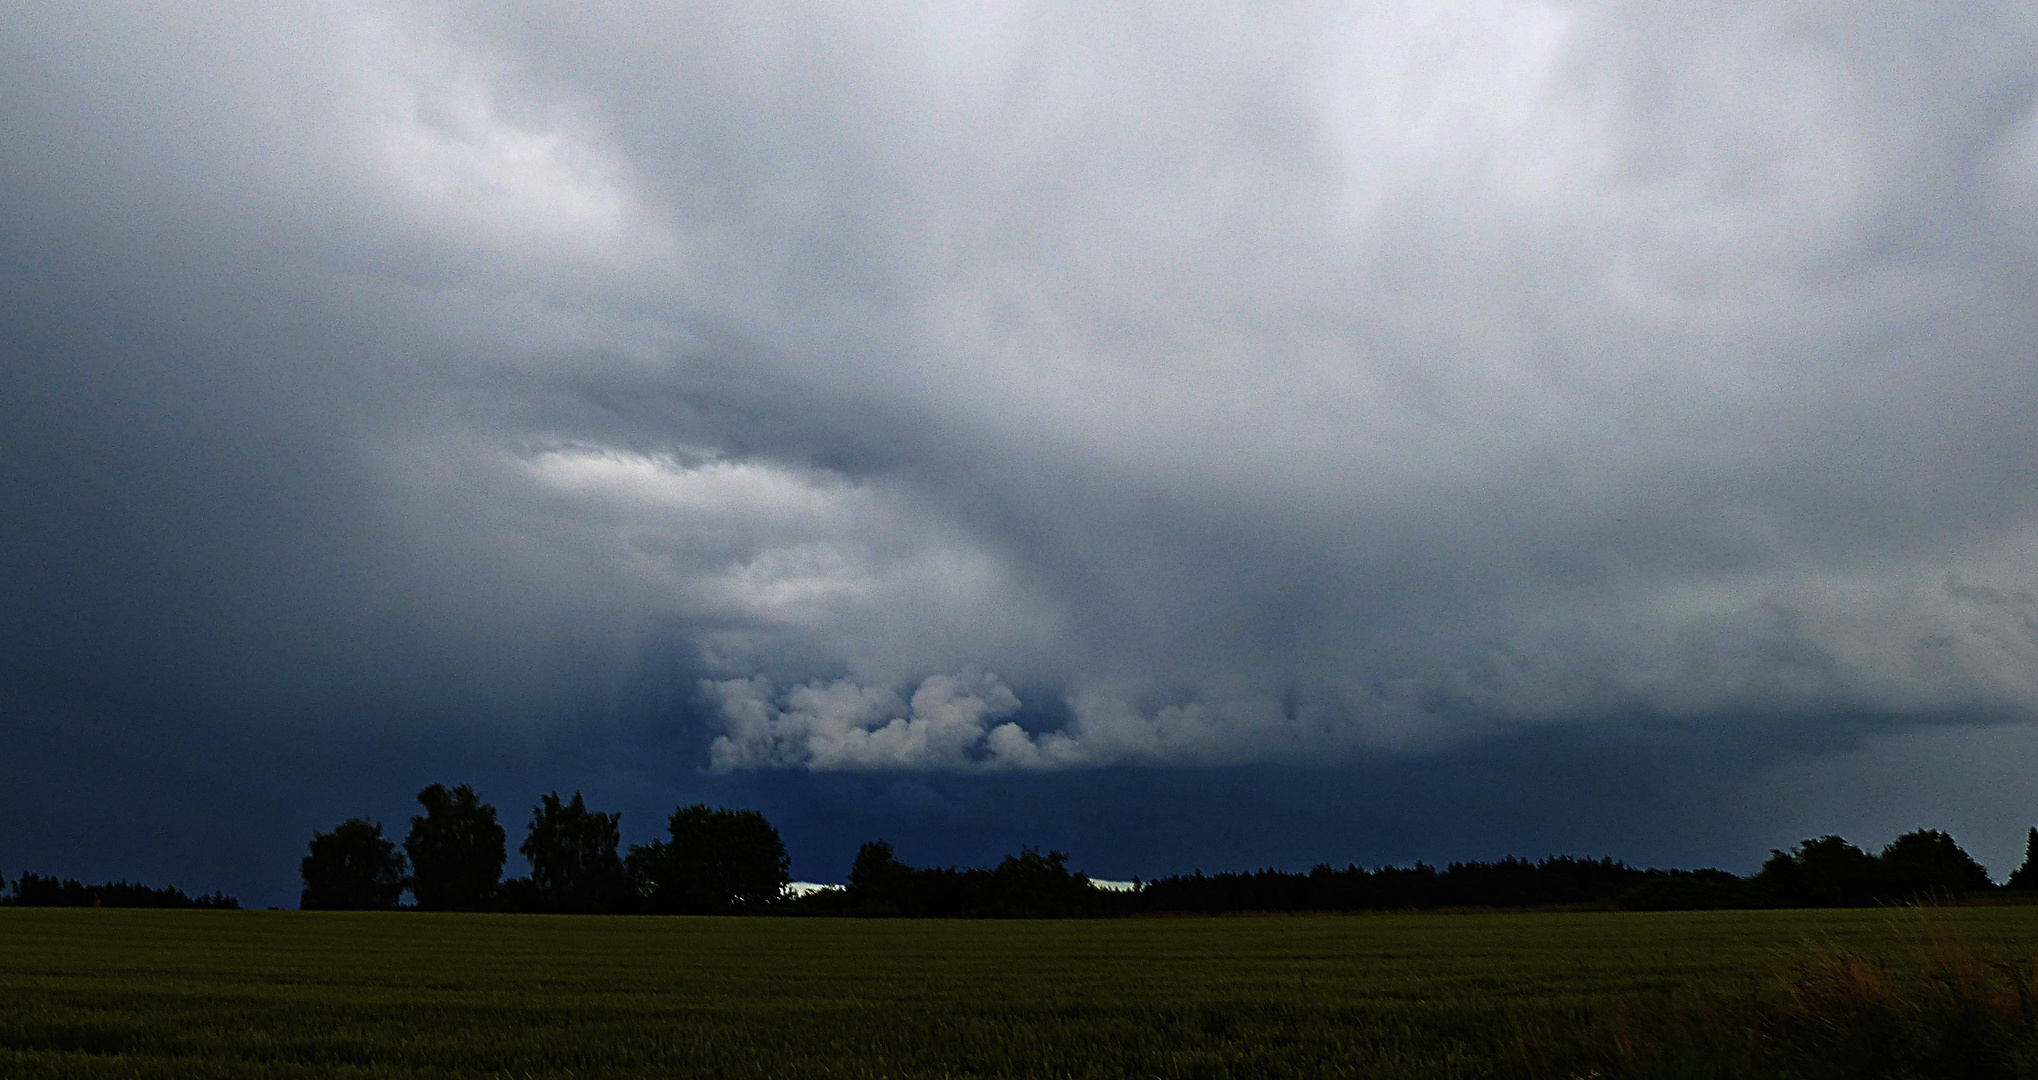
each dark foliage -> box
[259,797,2018,918]
[1129,855,1693,914]
[1879,829,1995,900]
[404,783,506,912]
[1756,835,1884,907]
[2008,827,2038,891]
[1617,869,1760,911]
[849,840,907,897]
[789,830,2003,918]
[630,804,790,914]
[492,874,541,912]
[518,791,630,913]
[4,872,238,909]
[806,841,1103,917]
[300,817,408,910]
[984,848,1102,917]
[1755,830,1996,907]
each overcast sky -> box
[5,1,2038,905]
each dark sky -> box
[5,2,2038,907]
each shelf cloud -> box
[5,0,2038,896]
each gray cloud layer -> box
[5,1,2037,781]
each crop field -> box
[4,907,2038,1079]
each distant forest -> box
[0,873,240,910]
[7,783,2037,916]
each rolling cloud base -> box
[3,0,2037,905]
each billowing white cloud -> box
[708,670,1339,772]
[509,445,1061,681]
[708,669,1031,772]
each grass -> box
[4,907,2038,1078]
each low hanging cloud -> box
[708,670,1035,772]
[704,563,2038,774]
[705,669,1333,773]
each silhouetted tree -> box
[1754,836,1881,907]
[849,841,907,892]
[1751,832,1991,906]
[1878,829,1992,899]
[520,791,629,913]
[300,818,407,910]
[2008,828,2038,891]
[828,842,1108,917]
[629,804,789,914]
[841,840,915,915]
[404,783,506,911]
[985,847,1097,917]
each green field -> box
[5,907,2037,1079]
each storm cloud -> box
[4,1,2038,898]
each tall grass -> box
[1542,906,2038,1079]
[1761,909,2038,1078]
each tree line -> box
[299,785,791,913]
[1109,829,2012,916]
[289,783,2038,915]
[788,829,2030,917]
[8,783,2037,913]
[0,873,240,909]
